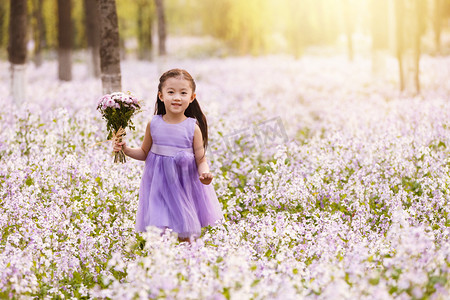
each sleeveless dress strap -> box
[189,117,197,143]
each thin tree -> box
[97,0,122,94]
[58,0,72,81]
[84,0,101,77]
[394,0,405,91]
[154,0,166,56]
[0,1,9,49]
[32,0,46,67]
[8,0,27,103]
[413,0,426,94]
[136,0,154,60]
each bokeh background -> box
[1,0,450,87]
[1,1,450,299]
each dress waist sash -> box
[150,144,193,157]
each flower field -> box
[1,54,449,299]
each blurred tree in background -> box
[84,0,100,77]
[98,0,122,94]
[2,0,450,93]
[2,0,450,59]
[0,1,9,50]
[154,0,167,55]
[136,0,154,60]
[8,0,28,103]
[57,0,72,81]
[30,0,45,67]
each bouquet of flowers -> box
[97,92,141,163]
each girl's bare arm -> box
[193,124,213,185]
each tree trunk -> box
[154,0,166,56]
[413,0,422,94]
[97,0,122,94]
[32,0,46,67]
[434,0,442,55]
[84,0,101,77]
[8,0,28,104]
[137,0,154,60]
[137,5,144,58]
[394,0,405,91]
[0,1,9,49]
[58,0,72,81]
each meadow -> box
[0,54,449,299]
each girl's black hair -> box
[154,69,208,151]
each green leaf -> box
[222,287,230,300]
[25,177,34,186]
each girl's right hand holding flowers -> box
[113,139,126,152]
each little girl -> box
[113,69,223,242]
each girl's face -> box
[158,77,196,116]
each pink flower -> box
[106,99,115,107]
[102,94,111,102]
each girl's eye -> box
[168,91,174,94]
[182,92,187,95]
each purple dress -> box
[135,114,223,238]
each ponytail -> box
[184,98,208,151]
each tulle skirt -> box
[135,151,223,238]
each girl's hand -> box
[199,172,213,185]
[113,140,126,152]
